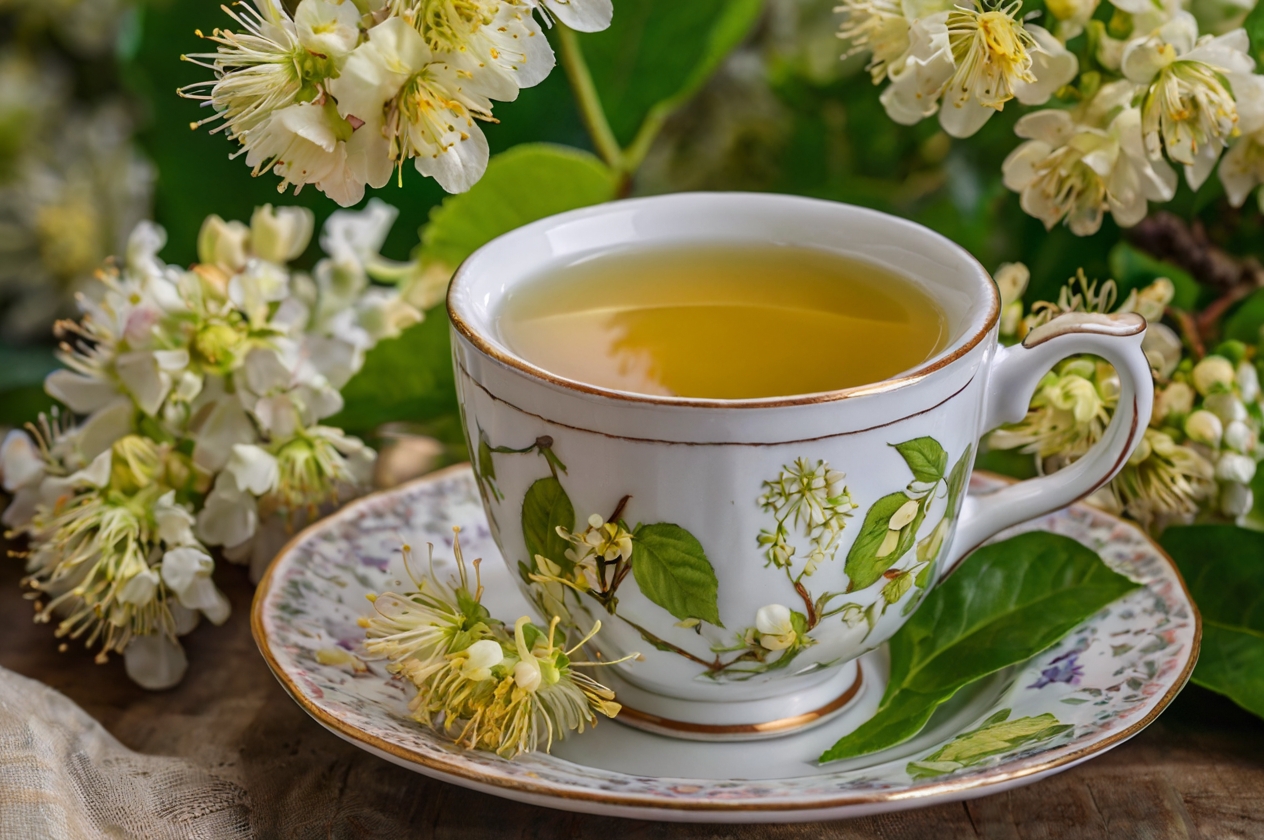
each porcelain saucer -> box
[252,466,1199,823]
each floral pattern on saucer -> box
[253,466,1198,820]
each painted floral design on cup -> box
[473,429,980,683]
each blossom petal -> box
[124,635,188,690]
[45,370,119,414]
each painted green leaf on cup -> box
[905,709,1073,779]
[1160,525,1264,719]
[845,492,922,591]
[946,444,974,512]
[821,532,1139,763]
[632,523,723,627]
[522,477,575,573]
[893,437,949,484]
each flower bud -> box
[460,639,504,682]
[1204,391,1248,425]
[1184,410,1223,448]
[1215,452,1257,484]
[1127,433,1152,465]
[1142,323,1182,380]
[1224,420,1257,454]
[1237,362,1260,404]
[197,215,250,272]
[1049,375,1103,423]
[1192,355,1236,396]
[994,262,1029,308]
[250,205,315,265]
[1155,381,1195,422]
[1221,481,1255,517]
[1134,277,1175,322]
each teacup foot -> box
[605,658,870,742]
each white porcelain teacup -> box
[447,193,1153,741]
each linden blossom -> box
[181,0,613,204]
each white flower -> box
[330,17,494,193]
[1204,391,1248,424]
[1123,15,1264,188]
[1237,362,1260,402]
[250,204,315,265]
[1221,480,1254,517]
[755,604,797,651]
[1143,322,1183,379]
[123,635,189,691]
[45,369,120,415]
[197,472,260,548]
[522,0,612,31]
[1003,82,1177,235]
[882,3,1077,138]
[421,0,557,97]
[161,547,231,624]
[227,444,281,496]
[1046,0,1098,40]
[2,430,45,492]
[838,0,954,83]
[154,491,198,547]
[243,100,392,207]
[1219,128,1264,210]
[118,567,161,607]
[115,348,190,417]
[293,0,362,61]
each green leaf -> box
[845,493,921,592]
[632,523,722,626]
[328,304,458,436]
[892,437,948,484]
[1246,0,1264,62]
[419,144,618,268]
[522,477,576,572]
[1160,525,1264,719]
[477,437,496,482]
[946,444,974,512]
[821,532,1139,762]
[1224,288,1264,346]
[1107,242,1200,311]
[906,710,1072,779]
[579,0,764,146]
[882,571,914,606]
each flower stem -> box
[556,24,626,173]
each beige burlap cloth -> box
[0,667,250,839]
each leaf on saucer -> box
[522,477,575,573]
[1160,525,1264,719]
[632,523,722,627]
[893,437,948,485]
[820,532,1139,763]
[845,493,924,591]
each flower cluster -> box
[182,0,613,204]
[838,0,1264,235]
[2,200,438,687]
[989,265,1263,529]
[360,530,633,758]
[0,8,154,339]
[757,458,857,577]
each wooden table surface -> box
[2,557,1262,839]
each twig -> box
[1169,306,1206,361]
[1128,212,1249,292]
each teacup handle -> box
[942,311,1154,575]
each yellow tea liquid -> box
[496,244,947,400]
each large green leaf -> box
[327,304,458,436]
[1223,288,1264,346]
[522,476,576,572]
[844,492,923,592]
[419,144,618,268]
[631,523,722,626]
[579,0,764,146]
[821,532,1139,762]
[1107,242,1201,312]
[1247,0,1264,62]
[1161,526,1264,719]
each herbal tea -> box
[496,245,947,400]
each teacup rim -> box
[447,192,1000,409]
